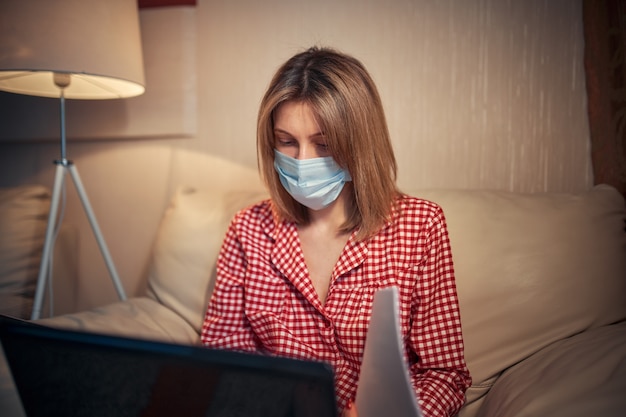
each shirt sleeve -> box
[200,218,259,351]
[409,206,472,417]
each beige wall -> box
[0,0,593,313]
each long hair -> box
[257,46,399,240]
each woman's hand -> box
[342,400,359,417]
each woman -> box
[201,46,471,417]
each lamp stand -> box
[31,74,127,320]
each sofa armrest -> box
[0,341,25,417]
[478,321,626,417]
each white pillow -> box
[146,186,267,333]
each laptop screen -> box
[0,316,337,417]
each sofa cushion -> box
[477,321,626,417]
[412,185,626,412]
[38,297,199,344]
[0,185,50,319]
[146,187,268,334]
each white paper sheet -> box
[355,286,423,417]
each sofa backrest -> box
[411,185,626,409]
[146,184,626,410]
[0,185,79,319]
[0,185,50,319]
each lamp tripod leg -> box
[31,164,67,320]
[66,163,127,302]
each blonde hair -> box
[257,46,399,240]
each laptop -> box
[0,315,338,417]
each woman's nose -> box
[296,144,316,160]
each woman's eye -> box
[277,138,295,146]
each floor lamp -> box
[0,0,146,319]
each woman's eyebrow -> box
[273,128,325,139]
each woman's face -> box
[273,101,331,160]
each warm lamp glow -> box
[0,71,145,99]
[0,0,145,100]
[0,0,145,319]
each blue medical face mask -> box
[273,149,352,211]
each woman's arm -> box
[200,220,258,351]
[409,207,471,417]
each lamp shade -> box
[0,0,145,100]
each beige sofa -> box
[1,184,625,417]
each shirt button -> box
[320,320,333,339]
